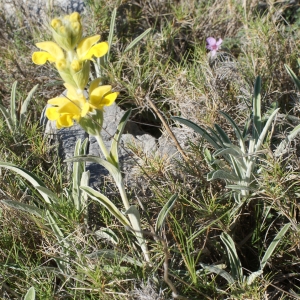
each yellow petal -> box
[46,107,59,120]
[77,35,100,59]
[58,102,81,115]
[82,42,109,60]
[90,85,112,105]
[48,97,71,106]
[35,41,65,60]
[32,52,55,65]
[81,102,90,117]
[57,114,74,128]
[89,77,102,95]
[102,92,119,106]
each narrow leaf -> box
[207,170,239,182]
[24,286,35,300]
[275,124,300,156]
[80,186,131,228]
[200,263,235,284]
[221,233,243,282]
[66,156,123,187]
[219,111,246,153]
[253,76,262,141]
[255,108,280,152]
[107,7,117,58]
[86,249,143,267]
[0,162,51,204]
[1,200,44,218]
[124,28,152,53]
[172,116,221,149]
[285,64,300,91]
[260,223,291,270]
[20,84,38,126]
[10,81,17,127]
[0,103,14,133]
[155,193,177,234]
[215,124,232,144]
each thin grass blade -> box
[124,28,152,53]
[253,76,262,142]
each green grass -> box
[0,0,300,299]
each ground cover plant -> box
[0,0,300,299]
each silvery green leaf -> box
[124,28,152,53]
[0,162,51,204]
[86,249,143,267]
[172,116,221,149]
[253,76,262,141]
[10,81,17,127]
[80,186,131,228]
[275,124,300,156]
[72,139,88,211]
[219,111,246,153]
[226,185,252,191]
[260,223,291,270]
[0,103,14,133]
[107,7,117,59]
[220,233,243,282]
[95,228,119,245]
[255,108,279,153]
[124,206,148,258]
[109,109,131,167]
[155,193,177,234]
[285,64,300,91]
[207,170,239,182]
[215,124,231,144]
[20,84,38,126]
[1,200,44,218]
[200,263,235,284]
[24,286,35,300]
[35,186,60,203]
[246,270,263,285]
[66,156,123,187]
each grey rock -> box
[2,0,85,22]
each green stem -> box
[95,133,150,262]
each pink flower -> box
[206,37,223,57]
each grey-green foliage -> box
[201,223,290,287]
[24,286,35,300]
[0,81,38,135]
[172,76,279,202]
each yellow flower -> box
[88,78,119,110]
[46,79,118,129]
[76,35,109,62]
[46,84,90,129]
[32,41,66,71]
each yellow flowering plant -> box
[32,12,150,262]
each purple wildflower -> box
[206,37,223,57]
